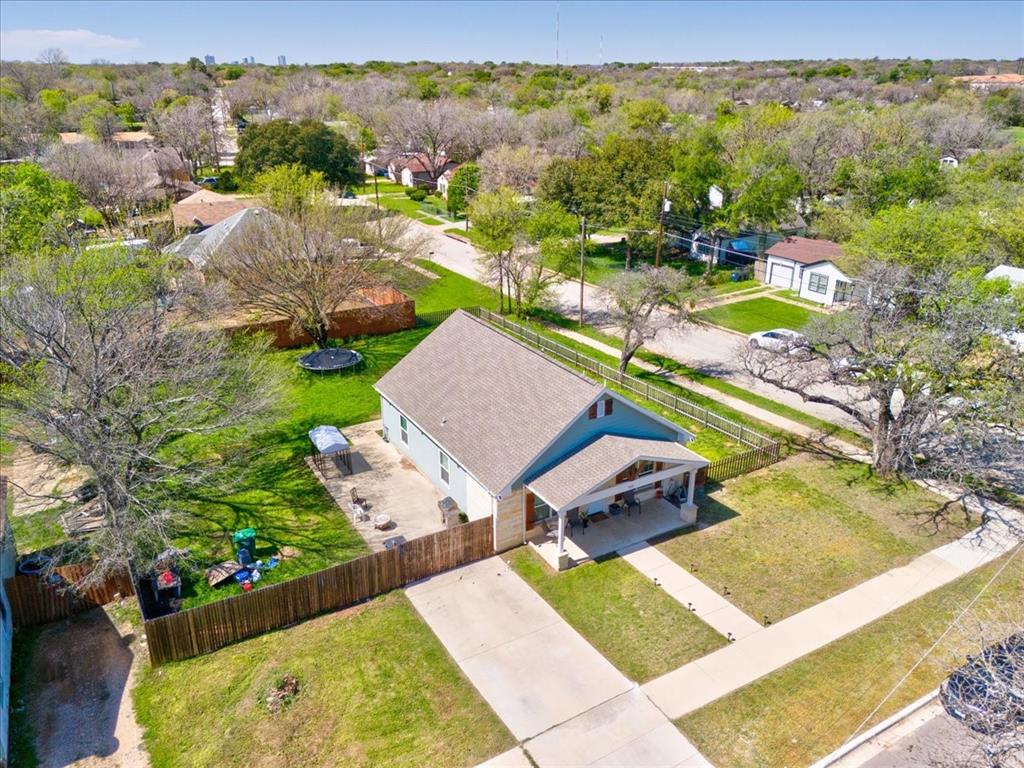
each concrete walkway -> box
[407,557,712,767]
[619,542,764,641]
[643,510,1023,720]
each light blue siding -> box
[380,396,469,511]
[522,395,686,483]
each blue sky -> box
[1,1,1021,64]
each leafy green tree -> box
[621,98,670,134]
[446,162,479,217]
[416,75,440,100]
[0,162,88,257]
[832,149,946,215]
[235,119,360,187]
[468,188,529,313]
[254,163,327,217]
[224,65,245,81]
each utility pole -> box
[579,214,586,327]
[654,181,670,267]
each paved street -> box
[831,699,1023,768]
[413,222,866,434]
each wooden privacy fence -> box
[4,564,135,627]
[468,307,782,453]
[144,515,493,666]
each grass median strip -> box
[507,547,727,682]
[677,551,1024,768]
[135,592,516,768]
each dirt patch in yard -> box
[28,607,148,768]
[2,444,89,516]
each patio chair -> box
[622,489,641,517]
[567,508,586,537]
[351,487,366,507]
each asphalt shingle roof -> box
[765,236,844,266]
[163,207,271,269]
[525,434,708,511]
[374,310,602,495]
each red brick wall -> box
[226,286,416,348]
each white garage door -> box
[769,262,795,288]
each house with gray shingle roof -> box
[163,206,273,270]
[374,310,708,566]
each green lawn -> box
[678,552,1024,768]
[1005,126,1024,146]
[134,592,515,768]
[373,194,453,225]
[169,328,433,608]
[354,178,407,195]
[508,548,726,682]
[696,296,814,334]
[711,279,762,296]
[655,453,977,623]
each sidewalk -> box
[619,542,763,641]
[642,509,1022,719]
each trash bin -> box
[232,528,257,557]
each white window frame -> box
[807,272,829,295]
[439,450,451,485]
[399,414,408,445]
[595,399,613,419]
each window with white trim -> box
[439,450,450,485]
[399,414,408,444]
[808,273,829,294]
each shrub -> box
[407,188,427,202]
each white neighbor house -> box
[764,236,853,306]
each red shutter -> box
[588,403,598,419]
[605,398,613,416]
[525,493,536,528]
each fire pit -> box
[297,348,364,373]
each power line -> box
[847,542,1024,743]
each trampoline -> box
[298,348,364,373]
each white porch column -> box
[556,510,570,572]
[678,469,698,526]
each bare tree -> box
[149,98,218,173]
[741,261,1024,486]
[602,266,707,373]
[37,47,69,73]
[210,204,422,348]
[0,245,279,589]
[387,98,465,181]
[479,144,552,194]
[42,140,149,229]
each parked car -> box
[940,633,1024,735]
[198,176,219,187]
[341,189,357,199]
[748,328,808,354]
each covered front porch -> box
[523,434,707,571]
[527,496,693,569]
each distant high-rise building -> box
[278,55,287,66]
[204,54,215,65]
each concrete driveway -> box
[407,556,711,767]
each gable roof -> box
[163,206,272,269]
[374,310,603,495]
[172,189,258,229]
[766,235,845,266]
[526,434,707,511]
